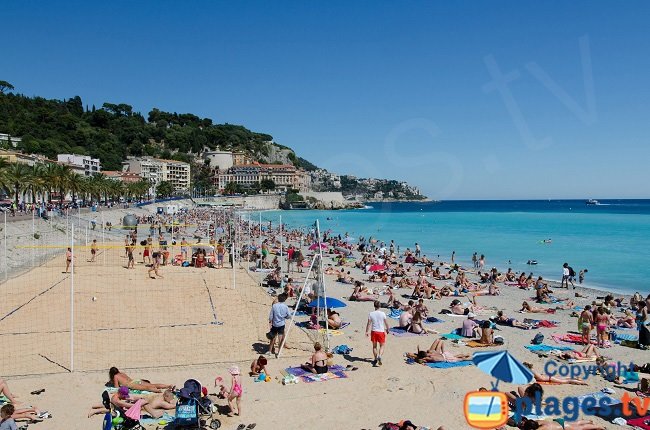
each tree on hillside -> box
[156,180,174,198]
[0,80,14,94]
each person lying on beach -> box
[505,382,544,411]
[520,417,605,430]
[2,403,46,423]
[0,379,19,405]
[142,389,177,419]
[350,282,379,302]
[327,309,342,329]
[250,356,268,376]
[300,342,329,374]
[558,344,600,360]
[405,339,471,363]
[110,386,149,415]
[521,300,575,313]
[494,311,534,329]
[522,362,587,385]
[449,298,475,315]
[108,367,173,393]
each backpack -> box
[531,333,544,345]
[568,267,576,277]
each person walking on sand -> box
[148,252,163,279]
[127,240,135,269]
[64,247,73,273]
[561,263,570,288]
[415,243,421,258]
[268,293,291,356]
[366,300,389,367]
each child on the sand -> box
[250,356,268,376]
[215,366,242,417]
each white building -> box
[122,156,190,195]
[57,154,101,176]
[0,133,21,148]
[202,150,234,171]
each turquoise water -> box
[257,200,650,294]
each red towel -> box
[625,416,650,429]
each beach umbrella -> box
[368,264,386,272]
[125,398,145,420]
[472,351,533,385]
[308,297,347,309]
[309,243,328,251]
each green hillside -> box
[0,83,316,171]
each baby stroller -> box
[173,379,221,429]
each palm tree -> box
[67,172,86,204]
[40,163,60,204]
[27,164,46,204]
[3,163,31,207]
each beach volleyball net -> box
[0,208,311,377]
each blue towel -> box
[525,344,574,352]
[388,309,403,319]
[442,332,464,340]
[426,360,473,369]
[333,344,353,355]
[615,333,639,341]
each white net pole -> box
[70,223,75,372]
[3,211,6,281]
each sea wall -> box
[191,195,281,210]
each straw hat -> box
[229,365,240,375]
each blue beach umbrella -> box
[307,297,347,309]
[472,350,533,385]
[472,350,534,418]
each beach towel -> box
[442,332,465,340]
[525,344,574,353]
[552,333,598,345]
[105,387,154,396]
[389,327,427,337]
[626,415,650,430]
[388,309,403,319]
[140,412,175,425]
[466,341,493,348]
[425,360,473,369]
[615,332,639,342]
[285,365,347,383]
[576,391,620,406]
[523,319,558,328]
[318,328,344,336]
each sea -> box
[256,200,650,295]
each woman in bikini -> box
[301,342,329,374]
[494,311,534,329]
[522,362,587,385]
[108,367,173,393]
[558,344,600,361]
[407,311,437,335]
[406,339,471,363]
[594,307,609,347]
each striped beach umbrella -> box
[472,351,533,384]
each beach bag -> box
[531,333,544,345]
[494,335,504,344]
[333,345,353,355]
[140,240,147,246]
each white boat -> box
[585,199,600,205]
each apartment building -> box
[57,154,101,176]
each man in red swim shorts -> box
[366,300,389,367]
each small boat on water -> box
[585,199,600,205]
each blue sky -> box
[3,1,650,199]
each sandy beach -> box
[1,203,648,430]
